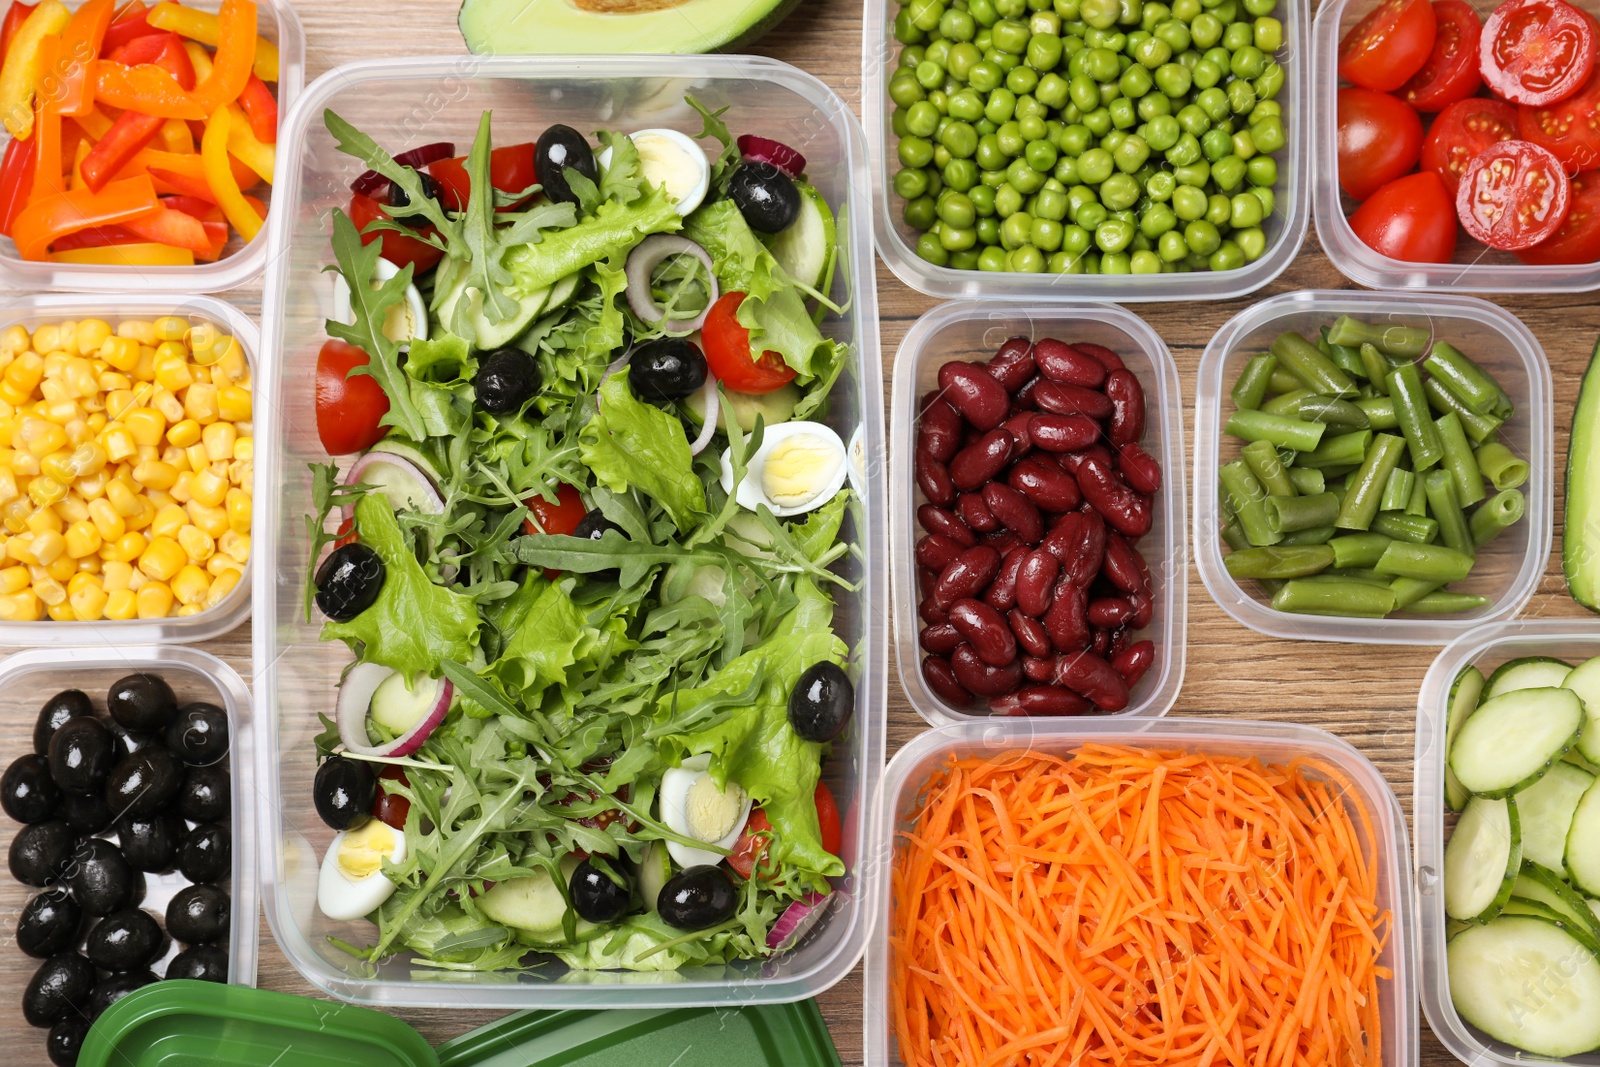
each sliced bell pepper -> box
[236,70,272,143]
[70,103,112,139]
[160,192,215,218]
[200,102,256,241]
[1,3,38,67]
[144,162,206,198]
[68,135,88,189]
[181,35,206,81]
[133,146,252,184]
[11,172,158,259]
[0,0,70,139]
[94,0,253,119]
[102,0,157,52]
[118,199,207,249]
[81,107,163,191]
[147,1,274,82]
[0,129,34,236]
[157,115,189,152]
[51,222,142,249]
[52,241,192,264]
[28,34,59,196]
[224,101,268,183]
[54,0,114,117]
[107,28,192,88]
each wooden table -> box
[3,0,1596,1063]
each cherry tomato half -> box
[348,192,444,274]
[814,782,842,857]
[1338,88,1425,200]
[1350,170,1459,262]
[333,517,358,548]
[1522,64,1600,171]
[373,766,410,830]
[522,483,587,536]
[727,808,774,880]
[315,339,391,456]
[1480,0,1597,107]
[1518,169,1600,262]
[1456,139,1572,250]
[429,143,538,212]
[1398,0,1483,111]
[1421,96,1521,192]
[1339,0,1438,92]
[701,292,798,395]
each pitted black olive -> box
[46,1017,89,1066]
[85,909,164,971]
[22,952,94,1027]
[2,754,60,823]
[33,690,92,756]
[787,661,856,744]
[628,338,708,402]
[48,717,112,796]
[535,124,597,206]
[727,162,800,233]
[657,864,737,930]
[17,889,81,959]
[116,811,180,873]
[9,820,77,887]
[166,884,230,945]
[165,944,228,983]
[175,764,230,824]
[67,838,136,916]
[474,348,541,414]
[57,791,114,835]
[177,823,231,885]
[87,969,157,1021]
[570,856,632,924]
[104,747,183,819]
[107,673,177,734]
[314,756,376,831]
[314,543,385,622]
[165,702,229,766]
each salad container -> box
[890,300,1187,725]
[1194,291,1551,644]
[861,0,1311,301]
[0,0,306,295]
[255,56,886,1008]
[0,292,259,645]
[863,717,1419,1067]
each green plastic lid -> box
[78,981,440,1067]
[434,1001,841,1067]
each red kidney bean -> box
[1130,591,1154,629]
[1116,441,1163,494]
[981,482,1043,544]
[1034,379,1114,420]
[987,691,1025,716]
[1056,446,1112,481]
[983,531,1021,557]
[1022,656,1055,682]
[1113,640,1156,689]
[1108,627,1131,658]
[1054,650,1130,711]
[937,361,1010,430]
[932,545,1001,610]
[1073,341,1126,373]
[919,599,949,625]
[1008,456,1081,512]
[1033,338,1108,389]
[957,492,999,533]
[1029,413,1101,452]
[1105,369,1146,447]
[1077,456,1151,539]
[950,429,1015,491]
[916,452,956,507]
[984,547,1025,613]
[987,337,1036,392]
[951,643,1024,697]
[1017,685,1093,716]
[949,599,1017,667]
[1009,609,1052,658]
[918,504,977,547]
[1089,597,1135,628]
[1002,412,1035,454]
[917,398,963,463]
[1091,627,1110,656]
[1043,580,1089,653]
[1046,509,1106,587]
[1015,550,1059,617]
[1102,533,1151,597]
[915,533,965,573]
[922,655,974,707]
[1014,376,1040,409]
[919,622,963,655]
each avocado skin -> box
[458,0,803,55]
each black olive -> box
[46,1017,89,1067]
[9,820,77,887]
[386,170,444,226]
[165,943,228,983]
[570,856,632,924]
[115,811,181,873]
[627,338,709,403]
[166,883,230,944]
[535,123,597,206]
[788,661,856,743]
[175,764,230,824]
[571,509,624,582]
[57,791,114,835]
[177,823,231,885]
[105,723,153,761]
[88,969,157,1021]
[473,347,541,414]
[33,690,93,756]
[313,756,376,831]
[48,717,113,796]
[728,162,801,234]
[104,747,184,819]
[17,889,81,958]
[67,838,136,916]
[107,673,178,734]
[165,702,229,766]
[657,865,737,930]
[2,753,60,823]
[85,909,165,971]
[22,952,94,1027]
[314,543,385,622]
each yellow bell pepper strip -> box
[52,241,193,265]
[158,114,191,153]
[201,103,258,241]
[69,136,87,189]
[29,34,60,196]
[0,0,69,139]
[224,101,269,184]
[70,103,112,140]
[54,0,114,117]
[93,0,253,119]
[181,37,208,81]
[147,1,275,82]
[11,172,159,259]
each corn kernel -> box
[190,468,228,509]
[177,523,214,562]
[116,320,157,347]
[39,378,70,407]
[105,531,147,564]
[218,530,249,564]
[224,488,251,534]
[104,588,136,619]
[0,589,43,621]
[76,555,99,574]
[124,407,166,447]
[151,388,183,424]
[170,471,194,504]
[151,316,187,343]
[166,418,201,448]
[2,498,29,534]
[201,422,236,463]
[133,346,156,383]
[64,358,96,399]
[131,460,178,492]
[66,441,106,479]
[185,322,218,358]
[27,477,66,508]
[0,324,29,358]
[28,529,65,564]
[105,478,139,517]
[101,560,132,592]
[68,583,108,621]
[104,389,137,421]
[46,555,74,582]
[125,498,154,533]
[231,436,252,463]
[97,372,130,395]
[135,582,172,618]
[63,419,91,447]
[171,564,209,606]
[98,336,140,372]
[64,521,101,559]
[150,504,187,540]
[24,507,60,535]
[0,566,27,594]
[102,425,137,463]
[75,319,111,354]
[205,554,237,577]
[138,536,185,581]
[127,568,146,592]
[40,452,71,485]
[0,468,15,507]
[31,574,65,605]
[31,324,61,355]
[20,418,68,458]
[66,572,97,595]
[145,489,173,511]
[54,495,87,524]
[213,380,253,422]
[187,502,228,539]
[180,443,206,475]
[183,382,218,423]
[204,567,240,609]
[154,354,194,392]
[227,459,251,487]
[44,602,72,621]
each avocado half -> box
[459,0,803,55]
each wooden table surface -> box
[2,0,1597,1063]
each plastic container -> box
[861,0,1310,301]
[254,56,885,1008]
[890,300,1187,724]
[1194,290,1551,644]
[0,292,257,644]
[1415,619,1600,1067]
[0,646,259,1026]
[0,0,306,294]
[1311,0,1600,291]
[863,717,1418,1067]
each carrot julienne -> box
[889,745,1392,1067]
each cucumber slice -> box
[1445,795,1522,921]
[475,856,580,941]
[365,439,444,485]
[1518,761,1596,872]
[1450,687,1585,798]
[1504,897,1566,922]
[638,840,671,913]
[765,181,834,290]
[1562,655,1600,764]
[1445,665,1486,811]
[1514,863,1600,950]
[1448,916,1600,1057]
[1566,779,1600,897]
[1485,656,1575,700]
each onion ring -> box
[625,235,718,333]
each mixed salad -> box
[302,98,864,972]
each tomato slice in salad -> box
[373,766,410,830]
[1349,170,1459,263]
[726,782,842,880]
[429,143,538,212]
[1455,139,1572,250]
[523,483,587,536]
[1338,0,1438,92]
[1397,0,1482,111]
[1522,64,1600,171]
[1517,168,1600,262]
[1421,97,1521,193]
[348,192,444,274]
[1337,88,1424,201]
[1480,0,1597,107]
[814,781,842,857]
[702,292,798,395]
[315,339,391,456]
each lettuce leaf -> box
[579,376,706,532]
[503,183,681,295]
[490,579,586,697]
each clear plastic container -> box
[0,0,305,294]
[890,300,1187,725]
[1194,290,1551,644]
[861,0,1310,301]
[0,292,257,644]
[254,56,885,1008]
[1414,620,1600,1067]
[0,646,260,1011]
[1312,0,1600,292]
[863,716,1419,1067]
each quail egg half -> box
[719,421,848,518]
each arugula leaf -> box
[498,200,578,247]
[579,376,706,532]
[459,111,520,326]
[596,129,643,206]
[325,110,457,239]
[501,183,681,295]
[685,95,742,194]
[326,212,428,442]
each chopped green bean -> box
[1424,469,1475,557]
[1223,545,1334,579]
[1242,438,1295,495]
[1434,412,1487,506]
[1373,541,1475,582]
[1320,331,1366,381]
[1470,489,1525,547]
[1387,362,1444,471]
[1279,525,1338,545]
[1379,468,1414,512]
[1405,473,1429,517]
[1422,378,1503,443]
[1286,467,1324,495]
[1329,532,1392,569]
[1220,459,1280,546]
[1293,396,1371,428]
[1295,429,1371,469]
[1358,343,1392,392]
[1424,342,1505,416]
[1266,491,1340,533]
[1222,519,1250,551]
[1266,367,1302,393]
[1372,512,1439,544]
[1230,352,1277,410]
[1335,433,1404,531]
[1261,386,1314,417]
[1390,577,1444,610]
[1270,579,1398,617]
[1224,408,1326,451]
[1402,591,1490,614]
[1474,441,1529,491]
[1270,331,1358,398]
[1325,316,1431,358]
[1355,395,1398,430]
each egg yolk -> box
[337,819,397,881]
[685,773,747,844]
[633,132,698,208]
[761,433,842,508]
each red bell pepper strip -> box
[107,28,192,88]
[92,0,253,120]
[11,172,159,259]
[101,0,155,52]
[236,70,272,143]
[160,192,215,218]
[0,130,34,236]
[53,0,113,117]
[117,199,207,249]
[81,107,162,191]
[0,2,37,66]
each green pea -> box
[1247,154,1277,186]
[1144,114,1181,151]
[994,17,1032,51]
[1205,193,1231,226]
[907,101,940,138]
[1172,184,1208,220]
[892,108,910,139]
[1027,31,1065,70]
[1226,191,1262,228]
[1072,147,1111,185]
[969,183,998,215]
[1101,251,1131,272]
[1173,159,1210,186]
[1165,130,1202,165]
[969,60,1004,92]
[1236,225,1266,261]
[1118,0,1144,25]
[1201,127,1231,161]
[944,158,978,193]
[976,134,1007,170]
[1109,96,1138,128]
[1143,0,1172,28]
[1060,123,1094,156]
[976,117,999,136]
[1191,57,1222,89]
[1010,245,1047,271]
[910,0,946,30]
[1025,138,1059,172]
[1127,36,1167,71]
[916,231,949,264]
[949,249,981,270]
[941,222,978,250]
[978,214,1002,243]
[1121,63,1154,97]
[1214,0,1239,21]
[1151,63,1189,98]
[1157,228,1188,261]
[914,60,943,89]
[1081,0,1119,26]
[1194,86,1227,121]
[975,27,995,49]
[889,72,925,109]
[1102,128,1126,153]
[1255,60,1284,100]
[1176,103,1210,137]
[1184,218,1221,255]
[997,120,1026,155]
[895,8,927,44]
[1247,14,1281,52]
[1034,185,1070,220]
[1214,115,1235,135]
[901,44,926,71]
[1000,210,1033,248]
[1202,45,1230,69]
[1139,201,1178,237]
[982,169,1007,187]
[1146,169,1176,200]
[1251,114,1286,154]
[1211,153,1245,190]
[1007,65,1041,94]
[1019,113,1049,141]
[1138,92,1173,120]
[1026,216,1062,251]
[1242,0,1273,13]
[893,167,927,202]
[1232,47,1266,83]
[1218,19,1248,49]
[1152,18,1192,51]
[949,43,984,82]
[1098,80,1122,107]
[1092,217,1134,252]
[941,6,977,40]
[1007,156,1047,192]
[900,135,936,168]
[971,0,1000,21]
[1036,73,1071,108]
[1114,135,1151,172]
[1099,172,1140,209]
[978,245,1009,270]
[905,195,938,230]
[949,89,985,123]
[1050,224,1086,257]
[1083,107,1113,135]
[1191,11,1222,46]
[1208,239,1244,270]
[984,89,1015,125]
[1076,200,1110,229]
[1250,185,1274,216]
[996,182,1024,216]
[1081,46,1119,81]
[1067,183,1098,213]
[1032,9,1064,33]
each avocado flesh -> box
[459,0,800,55]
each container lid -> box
[434,1000,841,1067]
[78,981,440,1067]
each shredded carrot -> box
[889,745,1392,1067]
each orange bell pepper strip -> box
[53,0,114,117]
[118,199,208,249]
[68,135,87,189]
[11,172,158,259]
[29,35,60,196]
[147,1,274,82]
[0,0,69,139]
[0,129,35,236]
[93,0,253,120]
[200,101,257,240]
[52,241,192,264]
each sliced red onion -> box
[689,376,719,456]
[598,349,633,393]
[625,235,718,333]
[350,142,456,198]
[737,134,806,178]
[767,892,832,952]
[336,662,453,758]
[343,451,446,524]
